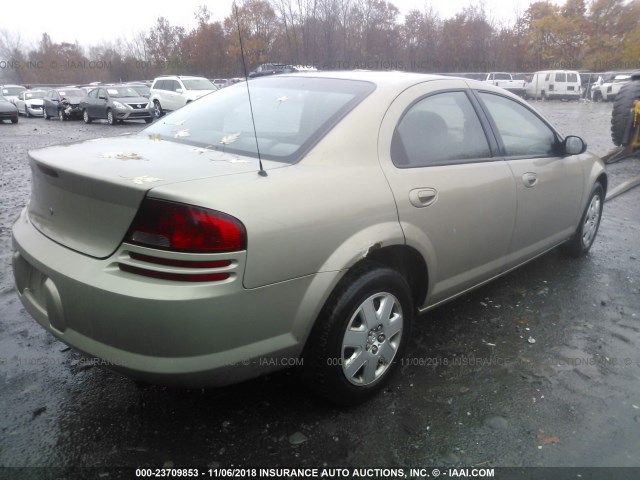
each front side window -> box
[391,91,491,167]
[478,92,557,157]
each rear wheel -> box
[541,91,547,101]
[11,117,18,124]
[301,261,413,406]
[611,80,640,146]
[83,109,92,124]
[562,182,604,257]
[592,90,602,102]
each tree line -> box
[1,0,639,85]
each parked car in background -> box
[42,88,85,121]
[525,70,581,100]
[1,84,27,104]
[483,72,526,96]
[80,85,153,125]
[249,63,298,78]
[12,72,606,405]
[579,72,601,99]
[15,90,47,117]
[591,73,631,102]
[212,79,230,89]
[149,75,217,118]
[0,94,19,123]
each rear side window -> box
[567,73,578,82]
[478,92,557,157]
[555,73,566,82]
[391,91,491,167]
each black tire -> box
[83,109,92,124]
[611,80,640,146]
[58,109,65,121]
[25,106,31,118]
[153,100,163,118]
[562,182,604,257]
[144,117,153,124]
[541,91,547,101]
[592,90,602,102]
[301,261,413,406]
[107,109,116,125]
[43,108,49,120]
[11,117,18,124]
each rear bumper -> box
[12,208,336,386]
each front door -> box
[378,80,517,307]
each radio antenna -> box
[234,2,267,177]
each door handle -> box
[522,172,538,188]
[409,188,438,208]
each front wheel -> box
[153,101,163,118]
[25,106,31,118]
[107,109,116,125]
[58,109,65,121]
[83,109,92,124]
[562,182,604,257]
[43,108,49,120]
[301,261,413,405]
[144,117,153,124]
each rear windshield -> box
[144,77,375,163]
[181,78,215,90]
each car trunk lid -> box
[28,133,276,258]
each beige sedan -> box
[12,72,606,405]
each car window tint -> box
[567,73,578,82]
[391,91,491,167]
[556,73,566,82]
[478,92,557,157]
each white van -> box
[525,70,581,100]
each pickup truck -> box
[482,72,526,96]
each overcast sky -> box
[1,0,537,48]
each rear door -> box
[378,80,517,306]
[475,91,583,267]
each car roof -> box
[278,70,455,87]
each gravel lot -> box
[1,100,639,476]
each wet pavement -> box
[1,102,639,474]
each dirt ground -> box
[1,100,639,476]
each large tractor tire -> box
[611,78,640,147]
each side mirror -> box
[175,88,183,94]
[563,135,587,155]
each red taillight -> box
[125,199,246,253]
